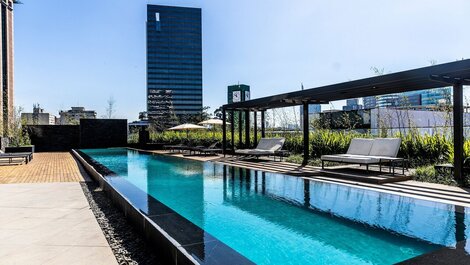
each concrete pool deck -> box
[0,153,117,265]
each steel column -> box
[253,111,258,146]
[222,109,227,156]
[261,110,266,138]
[303,102,310,164]
[453,83,464,183]
[230,110,235,153]
[245,110,250,148]
[238,111,243,148]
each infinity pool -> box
[81,148,469,264]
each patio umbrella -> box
[168,123,207,138]
[199,118,231,138]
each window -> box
[155,12,161,31]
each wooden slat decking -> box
[0,152,88,183]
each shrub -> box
[412,165,457,186]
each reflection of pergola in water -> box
[221,165,467,252]
[221,60,470,182]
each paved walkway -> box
[0,152,87,183]
[0,153,117,265]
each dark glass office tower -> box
[146,5,202,128]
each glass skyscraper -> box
[146,5,202,126]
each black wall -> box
[79,119,128,149]
[26,119,127,152]
[27,125,80,152]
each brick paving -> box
[0,152,88,183]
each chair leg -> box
[321,160,324,169]
[366,164,369,172]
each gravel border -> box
[80,181,161,265]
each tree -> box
[213,107,223,119]
[104,96,116,119]
[7,106,31,147]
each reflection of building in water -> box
[222,166,465,249]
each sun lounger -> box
[0,152,33,165]
[191,142,222,155]
[164,144,188,153]
[321,138,404,174]
[235,138,286,158]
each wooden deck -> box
[0,152,89,184]
[217,157,411,184]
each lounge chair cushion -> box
[346,138,374,156]
[320,155,347,162]
[368,138,401,158]
[321,154,380,164]
[340,155,380,164]
[255,138,285,152]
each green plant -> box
[412,165,457,186]
[7,106,31,147]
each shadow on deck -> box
[216,157,411,184]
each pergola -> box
[221,59,470,182]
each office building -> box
[364,87,451,110]
[59,107,96,125]
[343,98,363,111]
[363,96,377,109]
[0,0,15,136]
[21,104,56,125]
[421,87,451,106]
[299,104,321,130]
[146,5,202,126]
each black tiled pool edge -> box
[72,149,254,265]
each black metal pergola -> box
[221,59,470,182]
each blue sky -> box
[14,0,470,120]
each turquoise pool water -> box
[81,148,469,265]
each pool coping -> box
[72,149,254,265]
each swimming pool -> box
[80,148,469,264]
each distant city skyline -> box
[13,0,470,120]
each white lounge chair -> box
[321,138,404,174]
[235,138,286,158]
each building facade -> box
[21,104,56,125]
[299,104,321,130]
[342,98,363,111]
[363,96,377,109]
[363,87,451,110]
[146,5,202,126]
[0,0,15,136]
[59,107,96,125]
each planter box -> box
[5,145,35,153]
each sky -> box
[13,0,470,121]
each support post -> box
[303,102,310,164]
[230,110,235,153]
[253,111,258,146]
[238,111,243,148]
[261,110,266,138]
[245,110,250,148]
[453,83,464,184]
[222,109,227,156]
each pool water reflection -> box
[81,148,469,265]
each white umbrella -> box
[198,118,231,126]
[168,123,207,130]
[168,123,207,138]
[199,118,231,138]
